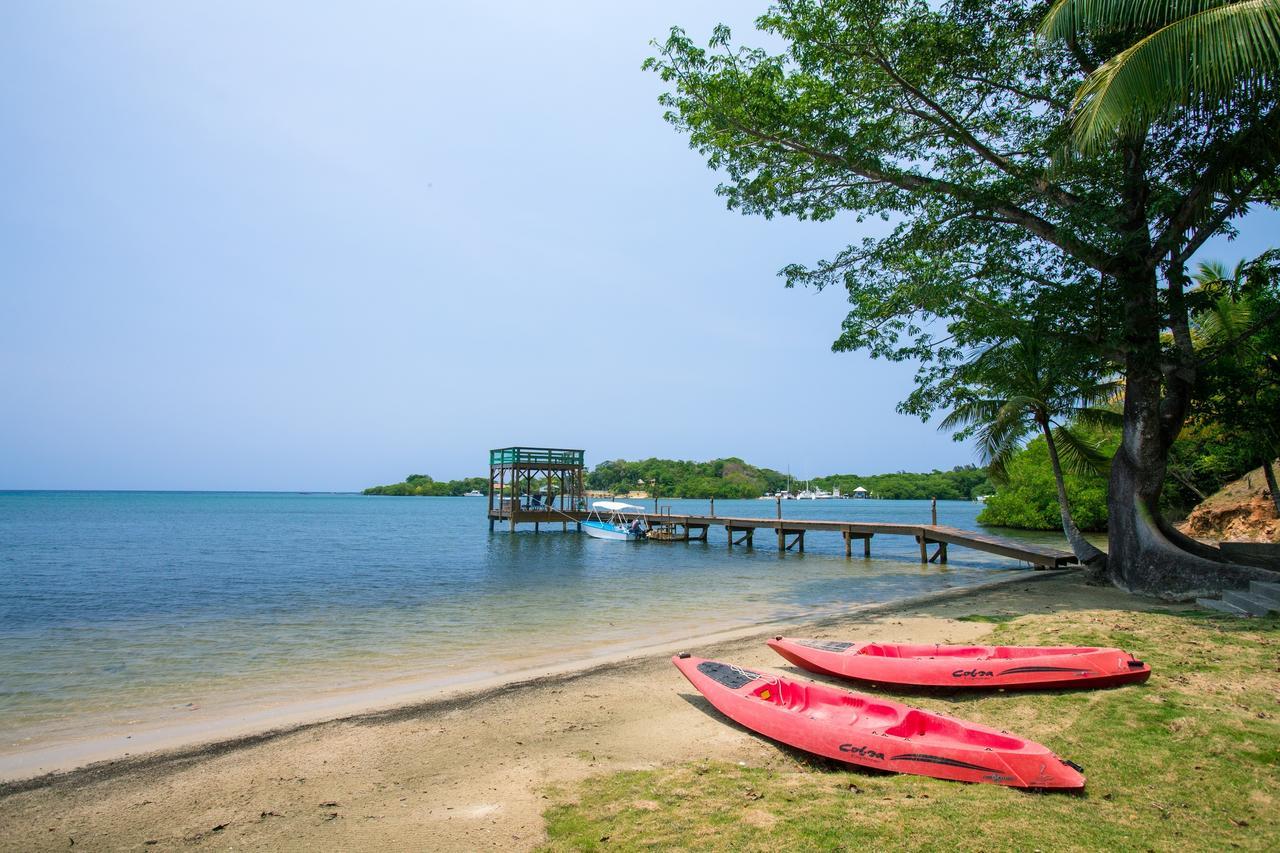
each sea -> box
[0,491,1069,776]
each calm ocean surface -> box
[0,492,1067,754]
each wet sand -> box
[0,572,1166,851]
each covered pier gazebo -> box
[488,446,586,532]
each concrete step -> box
[1248,581,1280,608]
[1196,597,1252,616]
[1222,590,1277,616]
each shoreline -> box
[2,569,1183,852]
[0,568,1066,792]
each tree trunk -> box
[1264,457,1280,518]
[1102,169,1280,598]
[1105,265,1280,598]
[1040,423,1107,566]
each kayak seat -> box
[985,646,1097,659]
[858,644,992,658]
[751,680,811,712]
[884,710,1025,749]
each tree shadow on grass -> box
[1161,609,1280,634]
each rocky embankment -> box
[1179,463,1280,543]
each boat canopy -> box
[591,500,644,512]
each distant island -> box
[364,459,993,501]
[363,474,488,496]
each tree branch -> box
[1148,105,1280,268]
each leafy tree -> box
[586,456,788,497]
[977,433,1112,530]
[646,0,1280,596]
[363,475,489,496]
[814,467,992,499]
[1041,0,1280,150]
[939,331,1118,564]
[1184,252,1280,513]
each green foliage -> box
[978,434,1113,530]
[541,607,1280,851]
[587,458,992,499]
[813,466,993,500]
[363,475,488,496]
[645,0,1279,585]
[937,330,1119,478]
[1041,0,1280,150]
[587,457,787,499]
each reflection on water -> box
[0,492,1069,744]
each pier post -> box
[843,530,852,557]
[489,518,495,532]
[776,495,781,519]
[931,497,937,525]
[710,497,715,517]
[777,526,785,551]
[864,535,872,558]
[918,533,928,563]
[727,527,734,549]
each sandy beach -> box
[0,572,1174,850]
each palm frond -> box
[1074,379,1124,408]
[1070,406,1126,430]
[975,407,1033,467]
[987,440,1023,486]
[1194,259,1233,287]
[1040,0,1237,39]
[1070,1,1280,150]
[1052,425,1114,476]
[1193,295,1258,353]
[939,398,1005,433]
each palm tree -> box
[941,335,1119,565]
[1190,259,1280,515]
[1039,0,1280,150]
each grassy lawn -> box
[540,609,1279,851]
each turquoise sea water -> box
[0,491,1067,753]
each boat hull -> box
[581,521,643,541]
[673,655,1084,789]
[768,638,1151,690]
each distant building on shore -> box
[851,486,870,499]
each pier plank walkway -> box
[488,509,1077,569]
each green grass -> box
[540,610,1280,851]
[954,613,1018,623]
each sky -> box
[2,2,1276,491]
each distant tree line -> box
[812,467,993,502]
[586,457,789,499]
[365,460,996,501]
[587,458,994,501]
[363,474,488,497]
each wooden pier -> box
[488,507,1077,569]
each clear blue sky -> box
[2,2,1275,490]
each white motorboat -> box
[581,501,648,541]
[463,489,484,497]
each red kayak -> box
[768,638,1151,690]
[673,654,1085,789]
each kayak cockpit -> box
[856,643,1101,660]
[882,710,1027,750]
